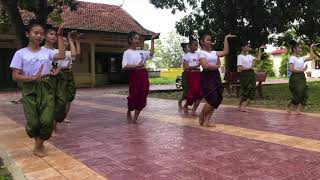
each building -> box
[0,2,155,89]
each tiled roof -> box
[271,48,287,55]
[21,1,154,36]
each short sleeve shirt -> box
[182,52,200,68]
[122,49,151,68]
[237,54,255,68]
[198,50,218,65]
[10,47,55,76]
[289,56,305,70]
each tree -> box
[254,53,275,77]
[149,0,320,71]
[0,0,78,47]
[148,31,187,70]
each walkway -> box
[0,88,320,179]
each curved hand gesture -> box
[57,23,65,36]
[34,64,43,81]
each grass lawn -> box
[148,81,320,113]
[149,77,176,85]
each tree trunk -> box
[1,0,27,48]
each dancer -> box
[122,31,158,124]
[63,31,80,123]
[43,26,80,136]
[182,38,202,116]
[286,40,317,114]
[198,32,235,127]
[10,20,65,157]
[237,41,264,112]
[178,43,190,110]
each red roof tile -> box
[271,48,287,55]
[21,1,154,36]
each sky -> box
[80,0,277,52]
[80,0,188,34]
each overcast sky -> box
[80,0,188,34]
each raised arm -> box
[53,24,66,61]
[75,34,81,60]
[305,43,317,62]
[253,45,265,61]
[216,34,236,57]
[68,31,77,58]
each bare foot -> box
[296,110,302,115]
[190,111,198,116]
[127,111,133,123]
[33,147,47,158]
[51,131,57,138]
[240,105,247,112]
[199,113,204,126]
[285,106,291,114]
[133,119,143,125]
[63,119,71,123]
[204,121,216,127]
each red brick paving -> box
[1,90,320,179]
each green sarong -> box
[289,73,308,106]
[53,72,68,122]
[182,71,188,98]
[64,70,76,102]
[240,70,256,100]
[22,76,56,140]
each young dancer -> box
[178,43,190,110]
[122,31,158,124]
[10,20,65,157]
[286,40,317,114]
[43,26,80,136]
[237,41,264,112]
[198,32,235,127]
[182,38,202,116]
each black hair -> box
[181,43,188,50]
[198,31,211,48]
[289,40,299,53]
[44,24,57,35]
[128,31,140,44]
[189,36,198,46]
[26,19,43,33]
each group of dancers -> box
[122,31,318,126]
[9,19,80,157]
[9,19,318,157]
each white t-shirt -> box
[237,54,255,69]
[53,49,73,69]
[122,49,151,68]
[10,47,55,76]
[289,56,305,70]
[198,50,218,65]
[183,52,200,68]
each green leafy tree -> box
[150,31,187,69]
[279,51,291,77]
[255,53,275,77]
[149,0,320,72]
[0,0,78,47]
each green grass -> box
[266,76,288,80]
[149,77,176,85]
[148,81,320,113]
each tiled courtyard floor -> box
[0,88,320,180]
